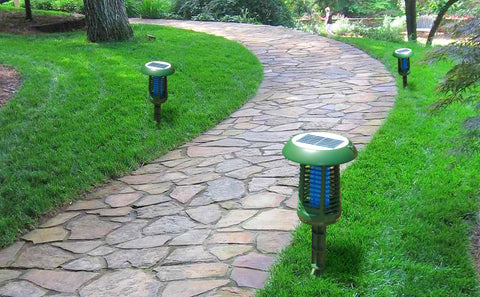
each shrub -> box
[32,0,53,10]
[331,16,354,35]
[53,0,83,13]
[354,15,405,42]
[174,0,292,26]
[140,0,174,18]
[125,0,141,17]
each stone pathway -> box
[0,21,396,297]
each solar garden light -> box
[141,61,175,123]
[393,48,413,88]
[282,132,357,276]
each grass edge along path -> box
[257,39,480,296]
[0,24,263,248]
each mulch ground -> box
[0,64,21,109]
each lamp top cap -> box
[141,61,175,77]
[393,48,413,58]
[282,132,357,166]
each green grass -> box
[257,39,480,296]
[0,24,262,247]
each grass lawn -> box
[0,24,262,247]
[257,39,480,296]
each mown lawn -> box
[257,39,480,296]
[0,24,262,247]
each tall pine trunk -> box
[83,0,133,42]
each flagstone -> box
[170,185,205,204]
[225,166,264,179]
[200,138,251,147]
[0,280,47,297]
[22,269,97,293]
[164,246,216,264]
[133,194,171,207]
[248,178,277,192]
[40,212,80,228]
[79,269,161,297]
[243,209,298,231]
[202,178,246,202]
[176,173,221,186]
[52,240,103,254]
[0,241,25,267]
[187,147,242,158]
[12,245,74,269]
[88,246,117,256]
[132,182,172,194]
[105,192,143,208]
[161,279,229,297]
[231,268,268,289]
[105,247,169,268]
[143,216,197,235]
[62,256,106,271]
[210,287,255,297]
[22,226,68,244]
[216,210,257,228]
[136,202,183,219]
[186,204,222,224]
[209,245,253,260]
[132,163,166,175]
[215,159,251,173]
[87,207,133,217]
[85,181,135,200]
[155,263,229,281]
[106,220,149,245]
[67,215,120,240]
[170,230,210,245]
[67,200,107,211]
[0,270,21,283]
[209,232,254,244]
[233,252,275,271]
[117,235,172,249]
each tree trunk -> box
[405,0,417,41]
[426,0,459,46]
[83,0,133,43]
[25,0,33,20]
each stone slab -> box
[22,226,68,244]
[79,269,161,297]
[22,269,97,293]
[11,245,74,269]
[155,263,229,281]
[161,279,229,297]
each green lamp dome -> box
[393,48,413,59]
[141,61,175,77]
[282,132,357,166]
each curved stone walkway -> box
[0,21,396,297]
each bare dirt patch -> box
[0,64,21,109]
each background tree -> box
[405,0,417,40]
[24,0,32,20]
[83,0,133,42]
[426,0,459,46]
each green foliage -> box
[140,0,174,18]
[53,0,82,13]
[0,24,262,247]
[257,38,480,297]
[426,17,480,108]
[32,0,53,11]
[124,0,141,17]
[330,16,353,35]
[354,15,405,41]
[174,0,292,25]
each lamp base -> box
[403,76,408,88]
[154,104,161,123]
[311,225,326,276]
